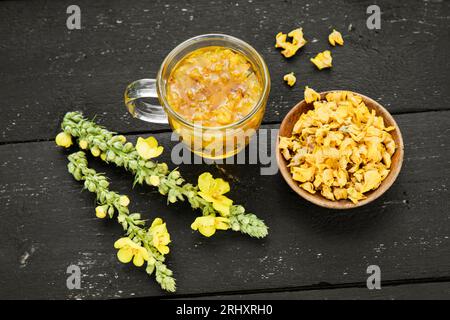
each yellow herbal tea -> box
[166,46,263,127]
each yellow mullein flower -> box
[55,132,72,148]
[191,215,230,237]
[328,29,344,46]
[149,218,171,255]
[197,172,233,216]
[283,72,296,86]
[119,195,130,207]
[136,136,164,160]
[114,237,149,267]
[310,50,333,70]
[304,86,321,103]
[95,205,108,218]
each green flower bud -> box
[115,157,123,166]
[106,150,115,161]
[129,160,138,170]
[158,163,169,174]
[123,142,133,152]
[146,263,155,275]
[145,161,156,168]
[99,179,109,188]
[99,142,108,151]
[231,223,240,231]
[67,162,75,173]
[113,141,123,149]
[170,171,180,180]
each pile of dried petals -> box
[279,88,397,203]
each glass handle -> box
[124,79,168,124]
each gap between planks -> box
[163,276,450,300]
[1,108,449,147]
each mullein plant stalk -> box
[58,111,268,238]
[68,151,176,292]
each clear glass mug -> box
[124,34,270,159]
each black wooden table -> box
[1,0,449,300]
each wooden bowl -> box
[276,91,404,209]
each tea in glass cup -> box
[124,34,270,159]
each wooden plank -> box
[0,0,449,143]
[0,110,449,299]
[182,282,450,300]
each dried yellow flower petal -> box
[275,28,307,58]
[300,182,316,194]
[310,50,332,70]
[283,72,296,86]
[328,29,344,46]
[304,86,321,103]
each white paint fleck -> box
[20,245,37,268]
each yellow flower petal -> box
[275,28,307,58]
[212,195,233,216]
[139,247,150,261]
[198,172,214,193]
[214,178,230,195]
[310,50,332,70]
[362,170,381,192]
[283,72,296,86]
[133,253,145,267]
[148,146,164,158]
[304,86,321,104]
[199,225,216,237]
[191,216,214,230]
[214,217,230,230]
[144,136,158,148]
[117,247,133,263]
[151,217,163,228]
[157,245,170,255]
[213,202,230,216]
[198,191,215,203]
[328,29,344,46]
[114,237,134,249]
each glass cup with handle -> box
[124,34,270,159]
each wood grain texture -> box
[182,281,450,300]
[0,111,449,299]
[0,0,449,143]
